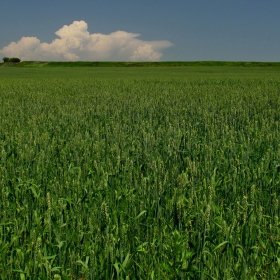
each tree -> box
[2,57,21,63]
[9,57,21,63]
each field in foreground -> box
[0,67,280,279]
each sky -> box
[0,0,279,62]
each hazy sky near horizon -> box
[0,0,279,61]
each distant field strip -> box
[0,67,280,279]
[1,60,280,67]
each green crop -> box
[0,67,280,279]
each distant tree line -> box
[2,57,21,63]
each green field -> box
[0,66,280,279]
[1,61,280,68]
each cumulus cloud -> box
[0,21,173,61]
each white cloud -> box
[132,44,162,61]
[0,21,173,61]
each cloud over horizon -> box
[0,21,173,61]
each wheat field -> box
[0,66,280,279]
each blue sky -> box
[0,0,279,61]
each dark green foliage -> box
[2,57,21,63]
[8,57,21,62]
